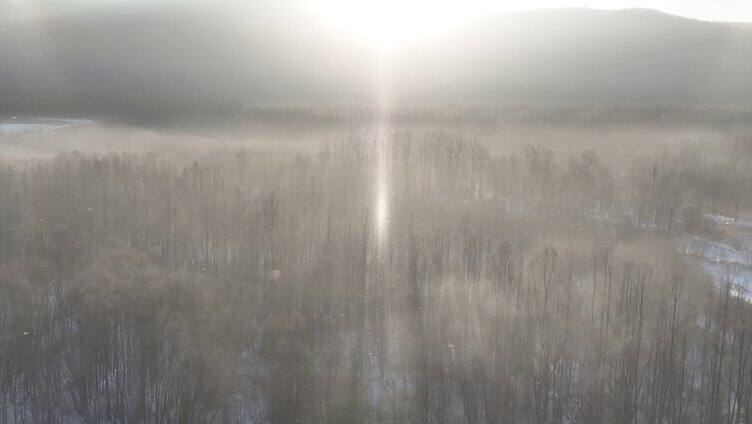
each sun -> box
[309,0,488,48]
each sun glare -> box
[310,0,488,48]
[309,1,711,48]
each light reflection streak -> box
[374,128,390,254]
[372,49,392,257]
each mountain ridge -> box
[1,6,750,120]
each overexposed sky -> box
[312,0,751,23]
[5,1,752,45]
[311,0,752,46]
[6,0,752,23]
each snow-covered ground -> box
[0,117,96,160]
[678,214,752,298]
[0,117,94,135]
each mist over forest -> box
[3,2,752,423]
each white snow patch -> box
[678,213,752,299]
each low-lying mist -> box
[2,106,752,422]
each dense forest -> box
[2,124,752,423]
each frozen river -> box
[0,117,95,159]
[679,213,752,299]
[0,117,94,136]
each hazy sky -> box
[5,0,752,22]
[314,0,752,22]
[311,0,752,46]
[4,0,751,43]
